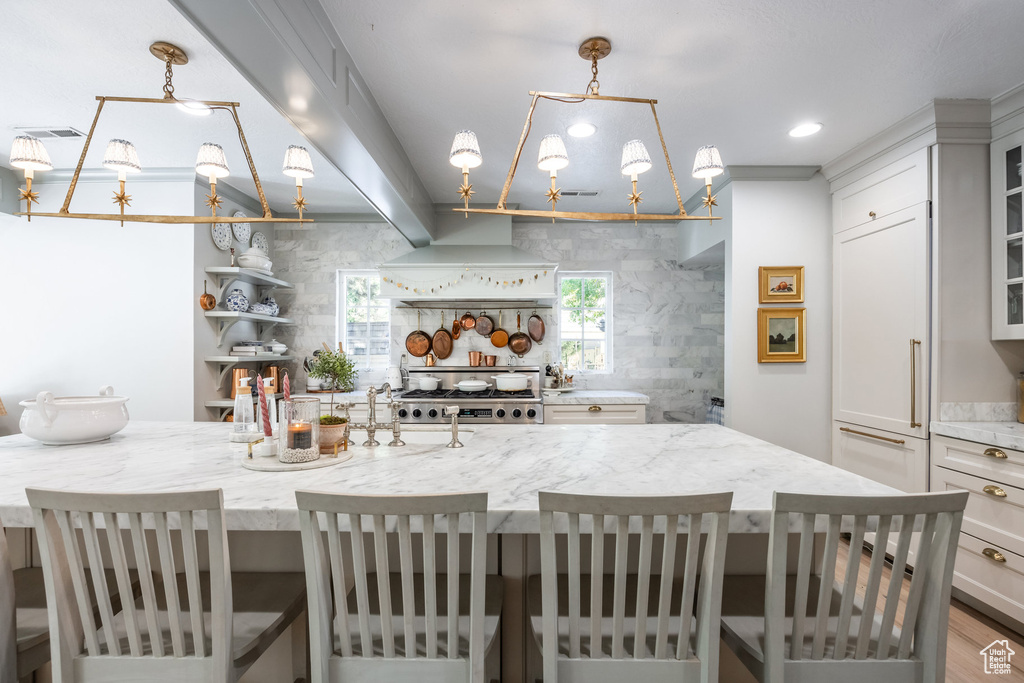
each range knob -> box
[398,409,408,418]
[495,409,506,418]
[428,409,438,419]
[526,408,536,419]
[412,409,422,418]
[512,408,522,419]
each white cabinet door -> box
[832,421,928,492]
[833,203,930,439]
[543,404,646,425]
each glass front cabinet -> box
[993,130,1024,339]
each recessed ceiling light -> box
[567,122,597,138]
[788,122,823,138]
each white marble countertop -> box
[542,390,650,405]
[0,422,895,533]
[931,420,1024,451]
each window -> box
[558,272,612,372]
[338,271,390,370]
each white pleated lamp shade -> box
[282,145,315,179]
[620,139,652,176]
[102,139,142,174]
[449,130,482,169]
[195,142,230,179]
[692,145,725,180]
[9,135,53,172]
[537,134,569,172]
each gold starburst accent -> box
[112,190,133,210]
[205,192,223,211]
[458,182,475,201]
[19,188,40,206]
[627,189,643,209]
[544,186,562,208]
[292,195,309,212]
[701,193,718,210]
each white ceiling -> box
[324,0,1024,214]
[0,0,375,216]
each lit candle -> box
[287,421,312,450]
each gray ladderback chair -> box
[27,487,307,682]
[530,490,733,683]
[295,490,502,683]
[720,490,969,683]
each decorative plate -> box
[231,210,251,244]
[211,222,232,250]
[251,231,269,253]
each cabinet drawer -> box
[931,434,1024,491]
[931,465,1024,557]
[543,404,645,425]
[832,421,928,492]
[832,148,929,233]
[952,532,1024,626]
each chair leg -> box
[291,609,310,683]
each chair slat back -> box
[538,491,733,683]
[26,487,232,680]
[1,517,17,683]
[296,490,489,682]
[764,491,967,679]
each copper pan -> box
[507,311,533,357]
[490,310,509,348]
[431,310,453,360]
[405,310,432,358]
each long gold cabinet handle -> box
[983,447,1008,459]
[909,339,921,428]
[838,427,906,445]
[983,484,1008,498]
[982,547,1007,563]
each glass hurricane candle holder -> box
[279,397,320,463]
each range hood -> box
[377,210,558,301]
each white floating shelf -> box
[205,267,293,301]
[204,355,295,385]
[204,311,294,347]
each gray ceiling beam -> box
[168,0,435,246]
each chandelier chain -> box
[586,49,600,96]
[163,55,175,99]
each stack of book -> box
[229,341,278,357]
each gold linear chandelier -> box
[11,42,312,225]
[449,37,725,223]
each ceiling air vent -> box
[13,125,85,139]
[560,190,600,197]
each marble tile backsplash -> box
[273,221,724,423]
[938,402,1018,422]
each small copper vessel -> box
[484,355,497,366]
[425,353,436,367]
[468,351,483,367]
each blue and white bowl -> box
[260,295,280,316]
[225,289,249,312]
[249,302,275,316]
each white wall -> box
[724,173,833,460]
[0,178,197,434]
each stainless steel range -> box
[399,366,543,424]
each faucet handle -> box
[445,405,460,415]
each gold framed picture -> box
[758,307,806,363]
[759,265,804,303]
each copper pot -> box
[460,311,477,330]
[468,351,483,367]
[484,355,496,366]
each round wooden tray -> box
[241,451,353,472]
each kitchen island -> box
[0,421,894,532]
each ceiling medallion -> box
[9,42,313,225]
[448,37,724,223]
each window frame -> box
[557,271,613,374]
[336,270,391,372]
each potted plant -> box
[307,344,357,453]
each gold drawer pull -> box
[983,485,1008,498]
[983,447,1008,459]
[983,547,1007,563]
[588,405,602,412]
[839,426,905,445]
[869,211,877,219]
